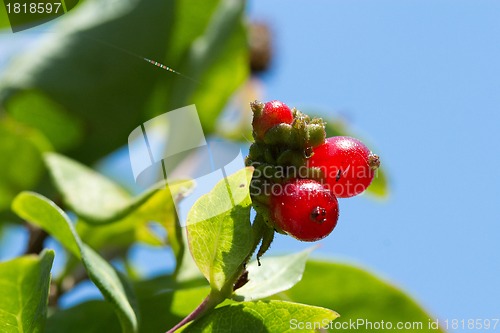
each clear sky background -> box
[246,0,500,326]
[1,1,499,330]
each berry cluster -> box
[246,100,380,244]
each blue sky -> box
[1,0,499,329]
[247,0,500,324]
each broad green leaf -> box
[170,286,212,318]
[0,249,54,333]
[121,1,215,121]
[47,281,209,333]
[125,181,198,281]
[0,0,176,164]
[126,180,194,248]
[0,118,50,212]
[233,247,315,302]
[49,280,157,333]
[76,181,193,249]
[12,193,80,257]
[45,152,197,252]
[45,152,159,224]
[166,0,219,64]
[181,300,339,333]
[165,0,248,133]
[62,0,81,12]
[6,91,84,151]
[82,246,138,333]
[76,215,163,250]
[186,168,254,292]
[188,16,248,134]
[274,260,444,332]
[0,0,79,32]
[133,275,207,333]
[174,230,205,283]
[323,118,347,138]
[0,1,10,30]
[46,300,121,333]
[0,0,248,165]
[12,192,138,333]
[137,283,210,333]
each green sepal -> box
[248,143,264,162]
[276,149,306,168]
[306,123,326,147]
[263,146,276,164]
[263,123,293,145]
[256,225,275,265]
[250,100,264,118]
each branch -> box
[25,224,48,254]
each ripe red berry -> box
[308,136,380,198]
[270,179,339,242]
[252,100,293,141]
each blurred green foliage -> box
[0,0,248,218]
[274,260,443,332]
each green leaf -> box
[174,230,205,283]
[0,249,55,333]
[275,260,444,332]
[82,246,138,333]
[170,286,212,317]
[0,0,176,163]
[47,280,210,333]
[76,217,163,250]
[45,152,160,224]
[189,19,248,134]
[45,152,197,253]
[6,90,84,151]
[323,118,347,138]
[166,0,249,133]
[181,300,339,333]
[0,118,50,212]
[62,0,82,11]
[46,300,121,333]
[12,192,80,257]
[133,275,208,333]
[131,274,208,332]
[187,167,254,293]
[166,0,219,64]
[0,0,248,165]
[233,247,315,302]
[12,192,139,333]
[124,181,198,280]
[0,1,11,30]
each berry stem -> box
[166,291,223,333]
[368,153,381,170]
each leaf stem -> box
[166,291,223,333]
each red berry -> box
[308,136,380,198]
[252,100,293,141]
[270,179,339,242]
